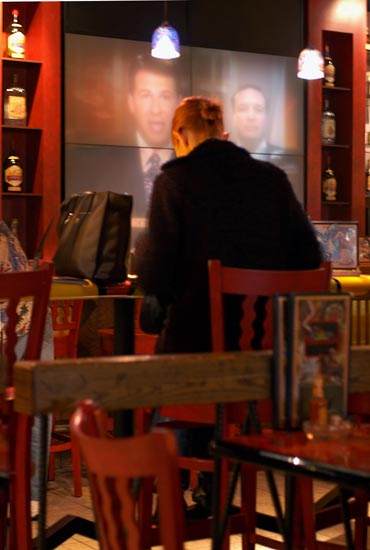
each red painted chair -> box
[207,259,333,550]
[207,259,368,550]
[0,262,53,550]
[137,259,332,548]
[70,399,185,550]
[48,299,84,497]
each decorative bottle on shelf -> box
[323,44,335,87]
[366,158,370,195]
[309,372,328,426]
[3,74,27,127]
[321,99,336,143]
[3,146,24,192]
[6,9,25,59]
[322,154,337,201]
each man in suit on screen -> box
[126,54,182,221]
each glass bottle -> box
[309,373,328,425]
[4,74,27,127]
[6,9,25,59]
[322,154,337,201]
[323,44,335,87]
[321,99,336,143]
[3,146,23,192]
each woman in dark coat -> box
[135,96,322,354]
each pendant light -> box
[297,48,324,80]
[151,1,180,60]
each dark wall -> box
[63,0,304,57]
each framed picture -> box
[273,294,289,429]
[312,221,359,275]
[286,292,351,428]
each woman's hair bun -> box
[200,101,220,122]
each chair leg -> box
[353,489,368,550]
[48,451,56,481]
[0,481,9,550]
[48,415,83,497]
[295,478,316,550]
[138,477,155,550]
[240,464,257,550]
[71,432,82,497]
[48,416,56,481]
[9,414,33,550]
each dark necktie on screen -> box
[144,152,161,205]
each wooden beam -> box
[14,351,273,415]
[14,346,370,416]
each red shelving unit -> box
[0,1,61,258]
[305,0,366,233]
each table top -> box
[50,276,141,300]
[49,274,370,300]
[333,274,370,297]
[211,428,370,491]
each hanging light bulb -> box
[297,48,324,80]
[151,23,180,59]
[151,1,180,60]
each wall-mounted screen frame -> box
[64,34,304,246]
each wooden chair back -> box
[0,261,53,550]
[70,399,185,550]
[159,260,332,426]
[50,299,83,359]
[208,259,332,352]
[0,262,53,390]
[209,258,331,424]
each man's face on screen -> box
[128,70,179,148]
[232,87,268,148]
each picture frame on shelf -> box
[312,221,360,276]
[286,292,351,429]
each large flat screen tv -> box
[65,33,304,246]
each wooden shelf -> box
[322,201,350,206]
[322,142,350,149]
[306,1,366,232]
[0,2,61,258]
[2,192,42,198]
[2,125,42,132]
[323,85,351,92]
[2,57,42,65]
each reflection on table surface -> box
[213,428,370,486]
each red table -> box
[210,428,370,550]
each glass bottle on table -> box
[309,372,328,425]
